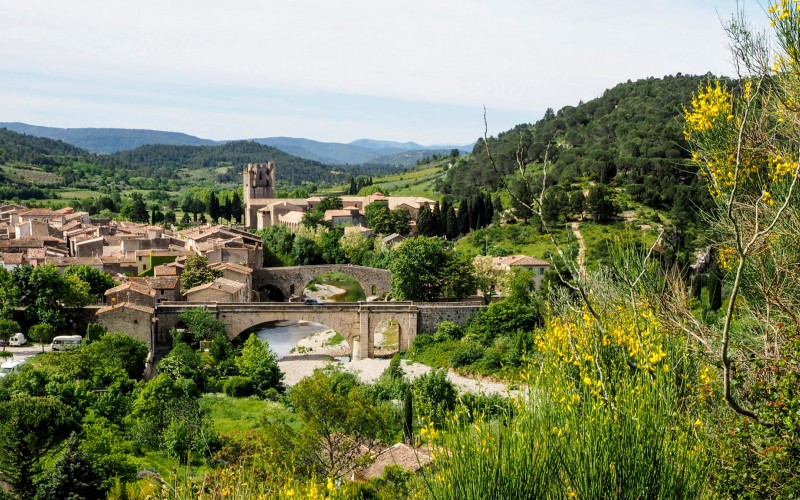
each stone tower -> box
[243,162,276,228]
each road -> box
[0,344,51,362]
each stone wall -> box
[253,265,391,299]
[96,307,153,348]
[417,303,484,335]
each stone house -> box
[105,281,156,308]
[209,261,253,300]
[95,302,155,349]
[183,277,247,303]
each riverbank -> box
[276,330,513,395]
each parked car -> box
[50,335,83,351]
[304,298,322,305]
[0,359,26,378]
[8,333,26,346]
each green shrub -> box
[222,376,255,397]
[450,343,484,368]
[434,321,464,341]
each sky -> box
[0,1,770,146]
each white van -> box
[0,359,25,378]
[8,333,26,347]
[50,335,83,351]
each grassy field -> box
[201,394,288,436]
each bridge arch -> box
[253,265,391,301]
[152,301,483,360]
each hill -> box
[438,74,719,216]
[1,122,472,166]
[0,122,219,154]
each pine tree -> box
[35,434,103,500]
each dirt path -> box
[571,221,586,278]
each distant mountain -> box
[0,122,473,166]
[0,122,218,154]
[348,138,426,151]
[251,137,380,165]
[254,137,472,166]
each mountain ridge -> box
[0,122,472,166]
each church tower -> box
[243,162,276,228]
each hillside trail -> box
[571,222,586,279]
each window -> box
[538,268,545,276]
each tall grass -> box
[420,340,711,499]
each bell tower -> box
[243,162,276,228]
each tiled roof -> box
[105,281,154,297]
[184,277,245,296]
[209,261,253,274]
[96,301,155,315]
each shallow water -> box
[255,321,328,360]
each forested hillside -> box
[0,129,402,202]
[439,74,720,215]
[0,122,218,153]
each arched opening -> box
[302,272,365,303]
[373,319,400,357]
[258,284,286,302]
[239,320,350,362]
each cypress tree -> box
[457,202,470,235]
[431,203,442,236]
[484,193,494,224]
[231,191,243,224]
[416,205,433,236]
[446,206,458,240]
[208,192,220,223]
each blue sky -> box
[0,1,770,145]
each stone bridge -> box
[253,265,391,300]
[154,301,481,360]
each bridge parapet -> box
[151,300,483,360]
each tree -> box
[5,264,91,330]
[231,191,243,224]
[28,323,55,352]
[235,334,284,393]
[317,195,343,212]
[176,307,227,346]
[127,192,149,223]
[63,265,116,302]
[208,191,220,223]
[669,5,800,494]
[365,201,394,234]
[0,397,80,499]
[391,208,412,236]
[180,255,223,291]
[266,366,393,479]
[473,256,505,304]
[291,237,323,265]
[416,204,433,236]
[586,185,616,222]
[35,433,104,500]
[445,206,459,240]
[389,236,474,301]
[0,318,19,351]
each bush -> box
[450,343,484,368]
[434,321,464,341]
[414,369,456,420]
[222,376,255,397]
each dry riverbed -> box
[277,330,513,396]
